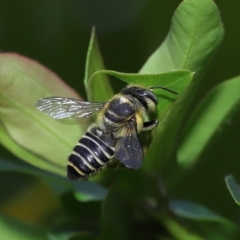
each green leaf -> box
[0,53,83,176]
[0,157,62,179]
[169,200,240,239]
[177,76,240,167]
[0,157,107,202]
[73,182,107,202]
[163,218,204,240]
[96,188,135,240]
[0,123,65,176]
[89,69,192,119]
[170,200,222,221]
[225,175,240,206]
[0,215,47,240]
[74,191,106,202]
[139,0,224,170]
[48,231,74,240]
[84,27,114,102]
[140,0,224,74]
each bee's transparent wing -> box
[114,125,143,170]
[36,97,105,124]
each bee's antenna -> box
[149,86,178,95]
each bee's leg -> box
[143,120,159,131]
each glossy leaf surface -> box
[178,76,240,167]
[225,175,240,206]
[139,0,224,170]
[0,53,84,175]
[84,28,114,102]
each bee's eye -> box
[144,90,158,105]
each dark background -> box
[0,0,240,222]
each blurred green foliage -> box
[1,0,240,239]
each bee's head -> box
[121,85,178,111]
[121,86,157,111]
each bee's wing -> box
[36,97,105,124]
[114,124,143,170]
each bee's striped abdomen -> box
[67,126,115,180]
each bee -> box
[36,85,177,180]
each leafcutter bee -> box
[36,85,177,180]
